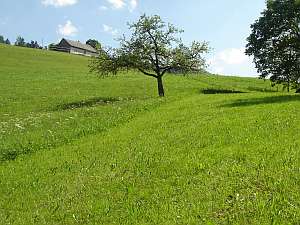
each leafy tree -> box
[48,43,57,51]
[0,36,11,45]
[0,35,4,43]
[15,36,26,47]
[246,0,300,92]
[86,39,101,50]
[26,42,32,48]
[27,40,40,49]
[32,41,35,48]
[90,15,209,97]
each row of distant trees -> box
[0,35,44,49]
[15,36,43,49]
[0,35,11,45]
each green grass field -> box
[0,44,299,225]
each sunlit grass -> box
[0,44,299,224]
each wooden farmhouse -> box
[55,38,98,57]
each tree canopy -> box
[15,36,26,47]
[26,40,41,49]
[0,35,4,44]
[86,39,101,50]
[246,0,300,92]
[90,14,209,97]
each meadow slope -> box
[0,44,299,225]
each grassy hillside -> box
[0,44,299,224]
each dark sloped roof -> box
[63,39,97,53]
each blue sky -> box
[0,0,266,77]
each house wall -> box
[70,47,85,55]
[85,51,98,57]
[70,47,97,57]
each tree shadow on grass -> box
[56,97,120,110]
[222,95,300,108]
[201,88,246,94]
[1,149,19,162]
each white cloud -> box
[58,20,78,36]
[217,48,248,65]
[105,0,137,11]
[209,48,258,77]
[107,0,125,9]
[103,24,119,36]
[129,0,137,12]
[42,0,77,7]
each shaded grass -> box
[201,88,246,94]
[222,94,300,107]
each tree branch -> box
[146,29,160,74]
[138,68,158,78]
[161,66,172,76]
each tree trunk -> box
[157,76,165,97]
